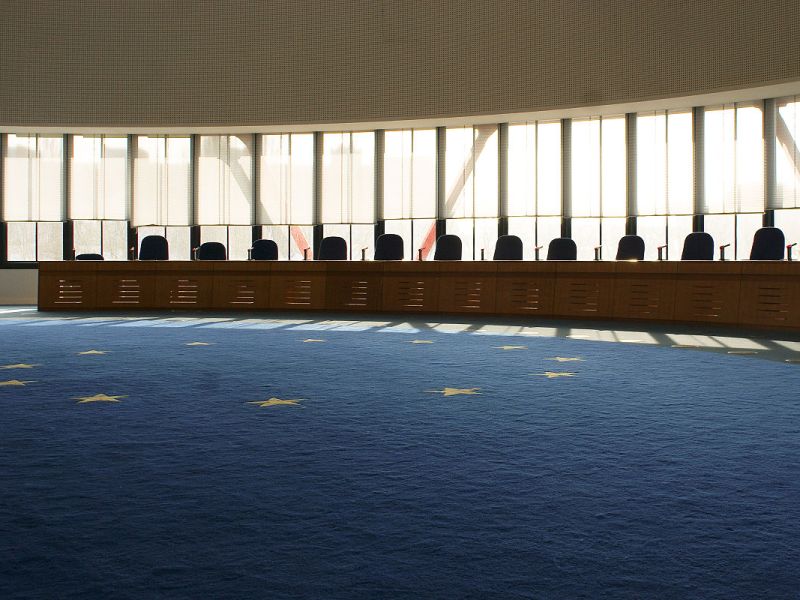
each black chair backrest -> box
[750,227,785,260]
[139,235,169,260]
[546,237,577,260]
[197,241,227,261]
[75,253,104,261]
[374,234,404,261]
[318,236,347,260]
[493,235,523,260]
[251,239,278,260]
[681,232,714,260]
[616,235,645,261]
[433,235,462,261]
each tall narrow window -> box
[197,135,254,225]
[259,133,314,260]
[322,132,375,259]
[444,125,499,259]
[636,110,694,259]
[383,129,436,260]
[774,96,800,255]
[3,134,64,260]
[132,136,191,227]
[704,103,764,258]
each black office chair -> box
[250,239,278,260]
[493,235,523,260]
[681,232,714,260]
[616,235,645,261]
[750,227,785,260]
[197,241,227,260]
[318,236,347,260]
[139,235,169,260]
[546,238,577,260]
[75,253,104,260]
[433,235,462,260]
[374,234,404,261]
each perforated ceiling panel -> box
[1,0,799,127]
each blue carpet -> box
[1,317,799,599]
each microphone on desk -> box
[534,246,543,261]
[787,243,796,261]
[657,245,668,261]
[719,243,731,261]
[594,245,602,261]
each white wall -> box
[0,269,38,304]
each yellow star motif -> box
[1,363,39,369]
[0,380,35,387]
[426,387,481,397]
[78,350,108,355]
[534,372,576,379]
[493,345,527,351]
[186,342,212,346]
[546,357,584,362]
[409,340,434,344]
[248,397,304,408]
[74,393,126,404]
[302,339,325,343]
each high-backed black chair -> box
[75,253,104,260]
[750,227,785,260]
[493,235,523,260]
[546,238,577,260]
[250,239,278,260]
[433,235,462,260]
[197,241,227,260]
[616,235,645,261]
[374,234,404,261]
[139,235,169,260]
[318,236,347,260]
[681,232,714,260]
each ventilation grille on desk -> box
[169,279,199,305]
[111,279,141,305]
[506,280,548,312]
[344,280,369,308]
[453,279,484,311]
[687,283,727,319]
[750,285,790,323]
[283,280,313,306]
[623,282,664,318]
[564,281,601,313]
[224,280,257,306]
[396,280,427,309]
[55,279,84,305]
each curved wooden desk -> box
[37,260,800,331]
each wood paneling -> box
[37,260,800,331]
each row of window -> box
[2,97,800,262]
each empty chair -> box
[197,241,227,260]
[433,235,462,261]
[493,235,523,260]
[250,239,278,260]
[616,235,645,261]
[546,237,577,260]
[75,253,104,260]
[374,233,404,261]
[750,227,785,260]
[139,235,169,260]
[681,232,714,260]
[318,236,347,260]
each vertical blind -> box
[133,135,191,226]
[321,132,375,224]
[259,133,314,225]
[70,135,128,220]
[570,116,626,218]
[3,134,64,221]
[383,129,436,220]
[444,125,498,219]
[775,96,800,209]
[197,135,254,225]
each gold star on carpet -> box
[534,371,577,379]
[493,345,527,351]
[409,340,434,344]
[1,363,39,369]
[302,339,325,343]
[74,393,126,404]
[186,342,212,346]
[78,350,108,355]
[426,387,481,397]
[248,397,304,408]
[0,380,35,387]
[546,357,584,362]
